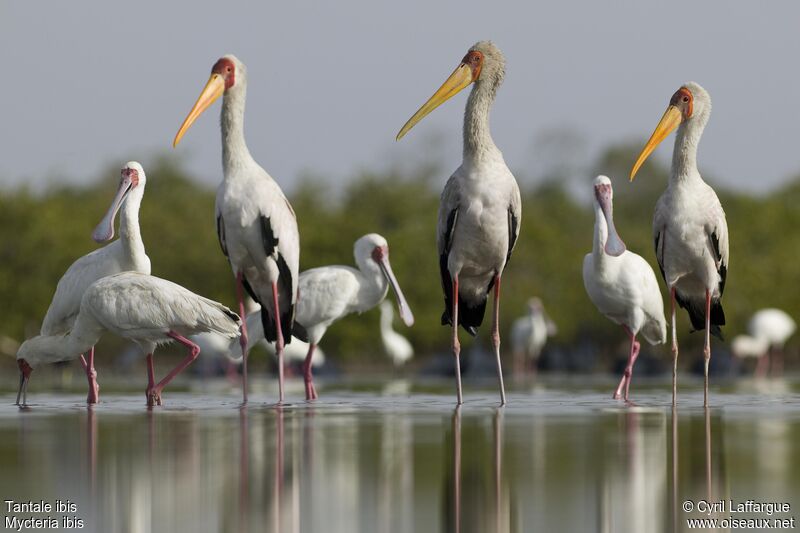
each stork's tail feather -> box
[675,292,725,341]
[259,303,295,345]
[440,298,486,337]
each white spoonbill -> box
[583,176,667,402]
[396,41,521,405]
[174,55,300,404]
[16,272,240,407]
[631,82,729,407]
[240,234,413,400]
[379,300,414,366]
[509,298,556,376]
[749,308,795,376]
[39,162,151,403]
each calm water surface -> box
[1,378,798,532]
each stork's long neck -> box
[463,80,500,163]
[220,85,256,176]
[671,115,706,182]
[119,188,146,260]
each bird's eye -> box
[682,96,689,103]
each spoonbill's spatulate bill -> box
[396,41,520,405]
[16,272,240,407]
[631,82,729,407]
[38,162,151,404]
[582,176,667,401]
[241,234,413,400]
[173,55,300,404]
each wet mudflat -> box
[1,377,798,533]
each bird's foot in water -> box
[146,387,162,407]
[305,380,318,401]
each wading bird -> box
[240,234,413,400]
[174,55,299,404]
[39,162,150,404]
[396,41,521,405]
[509,298,556,376]
[748,308,795,376]
[16,272,240,407]
[582,176,667,401]
[379,300,414,366]
[631,82,729,407]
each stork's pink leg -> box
[703,289,712,408]
[236,272,249,405]
[272,281,285,404]
[452,275,463,405]
[303,343,318,401]
[145,332,201,407]
[491,275,507,405]
[613,327,640,401]
[670,286,679,406]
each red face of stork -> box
[630,86,696,181]
[92,162,144,242]
[173,56,241,147]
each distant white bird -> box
[379,300,414,366]
[174,55,300,404]
[749,308,795,376]
[39,162,151,404]
[16,272,240,407]
[731,334,770,377]
[510,298,556,376]
[396,41,521,405]
[583,176,667,401]
[241,234,413,400]
[631,82,729,407]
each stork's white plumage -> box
[16,272,241,407]
[174,55,300,404]
[39,162,151,403]
[631,82,729,407]
[582,176,667,401]
[510,298,556,376]
[379,300,414,366]
[396,41,520,405]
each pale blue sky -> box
[1,1,798,193]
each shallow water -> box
[1,378,799,532]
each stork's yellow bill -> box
[630,105,682,181]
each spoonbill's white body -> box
[583,176,667,401]
[16,272,240,407]
[39,162,151,403]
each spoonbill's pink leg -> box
[303,343,318,401]
[145,353,158,407]
[85,348,99,404]
[272,281,285,404]
[451,275,463,405]
[236,272,249,405]
[754,353,769,378]
[613,326,640,401]
[145,332,201,407]
[490,275,507,406]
